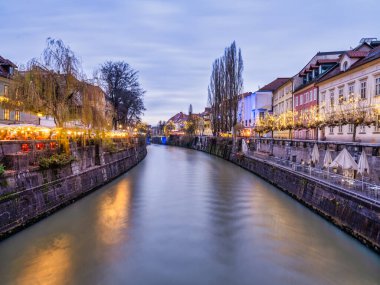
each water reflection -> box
[96,179,131,245]
[14,234,73,285]
[0,145,379,285]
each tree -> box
[184,120,196,135]
[99,61,145,129]
[157,120,166,135]
[164,121,175,136]
[136,122,149,133]
[7,38,105,128]
[324,96,375,142]
[342,97,374,142]
[208,41,244,135]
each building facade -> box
[0,56,39,125]
[293,51,345,139]
[317,40,380,142]
[272,79,292,138]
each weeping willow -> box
[4,38,109,131]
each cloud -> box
[1,0,379,124]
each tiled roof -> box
[258,78,291,92]
[316,59,339,65]
[0,56,16,67]
[317,46,380,84]
[240,92,252,98]
[168,112,189,123]
[347,50,369,58]
[0,55,17,79]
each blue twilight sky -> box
[0,0,379,124]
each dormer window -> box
[343,61,348,71]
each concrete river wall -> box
[0,140,147,239]
[153,135,380,253]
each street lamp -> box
[37,111,43,125]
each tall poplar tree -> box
[208,41,244,135]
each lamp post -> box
[37,111,43,125]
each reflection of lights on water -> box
[16,234,73,285]
[97,180,131,245]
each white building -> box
[317,39,380,142]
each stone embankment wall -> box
[153,135,380,253]
[0,140,147,239]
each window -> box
[314,89,317,101]
[348,124,354,133]
[343,61,348,71]
[360,81,367,99]
[306,92,309,103]
[338,125,343,133]
[300,95,303,105]
[4,85,8,96]
[376,77,380,96]
[376,115,380,132]
[348,84,355,101]
[259,112,264,120]
[321,91,326,102]
[330,91,334,108]
[3,109,10,120]
[329,126,334,134]
[338,88,344,104]
[15,111,20,121]
[295,96,298,106]
[359,125,365,133]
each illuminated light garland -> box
[0,125,136,141]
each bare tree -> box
[208,41,243,135]
[99,61,146,129]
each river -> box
[0,145,379,285]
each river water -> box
[0,145,379,285]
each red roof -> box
[316,59,339,65]
[258,78,291,92]
[346,51,369,58]
[317,46,380,84]
[168,112,189,123]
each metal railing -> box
[264,156,380,201]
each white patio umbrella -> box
[323,149,333,177]
[242,139,248,154]
[311,144,320,164]
[358,151,370,190]
[323,149,333,169]
[358,151,370,176]
[309,144,320,174]
[330,148,358,172]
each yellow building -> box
[272,79,292,138]
[0,56,39,125]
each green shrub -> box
[0,164,5,176]
[103,140,118,153]
[39,153,75,169]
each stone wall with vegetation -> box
[153,135,380,253]
[0,137,147,238]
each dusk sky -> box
[1,0,379,125]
